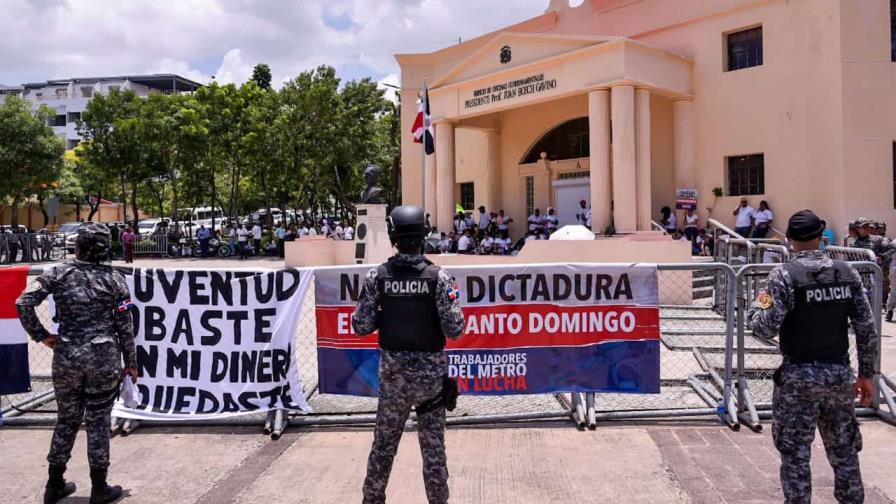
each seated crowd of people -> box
[432,205,562,255]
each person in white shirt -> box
[299,224,309,237]
[496,210,513,234]
[683,208,699,242]
[237,225,249,259]
[660,206,678,234]
[751,200,774,238]
[525,231,541,242]
[333,223,344,240]
[308,226,318,236]
[321,221,332,238]
[343,225,354,240]
[457,230,472,254]
[480,234,495,254]
[496,233,512,255]
[454,212,467,234]
[544,207,558,236]
[478,206,491,231]
[576,200,592,230]
[732,198,755,237]
[251,223,262,256]
[527,208,545,235]
[438,233,452,253]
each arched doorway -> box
[520,117,593,226]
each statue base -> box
[354,204,392,264]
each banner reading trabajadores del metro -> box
[315,263,661,396]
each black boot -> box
[887,310,893,323]
[89,469,123,504]
[44,464,76,504]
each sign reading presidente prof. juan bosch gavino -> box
[464,73,558,110]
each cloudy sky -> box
[1,0,553,93]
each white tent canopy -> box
[548,225,595,241]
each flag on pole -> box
[0,267,31,395]
[411,83,435,155]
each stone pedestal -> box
[354,204,392,264]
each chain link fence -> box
[6,257,894,432]
[0,276,57,422]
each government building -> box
[396,0,896,241]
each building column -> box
[424,148,437,224]
[635,88,652,231]
[588,89,611,232]
[434,121,455,234]
[484,129,502,212]
[611,84,637,233]
[672,98,696,193]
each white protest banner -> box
[113,267,312,421]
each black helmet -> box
[387,205,426,243]
[76,223,112,262]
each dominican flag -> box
[411,82,435,155]
[0,267,31,395]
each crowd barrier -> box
[133,235,169,256]
[0,233,66,265]
[2,257,894,437]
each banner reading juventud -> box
[113,268,312,420]
[315,263,660,396]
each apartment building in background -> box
[14,74,201,150]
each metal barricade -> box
[4,262,744,430]
[733,261,894,431]
[133,235,169,256]
[288,262,740,429]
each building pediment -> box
[432,32,615,88]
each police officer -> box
[16,223,137,504]
[352,205,465,504]
[749,210,878,504]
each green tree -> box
[0,95,64,226]
[251,63,273,90]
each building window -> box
[891,0,895,61]
[35,92,43,101]
[459,182,475,211]
[726,26,763,71]
[108,85,120,93]
[50,115,66,127]
[727,154,765,196]
[80,86,94,98]
[520,117,589,164]
[56,88,67,99]
[67,139,80,150]
[525,176,535,216]
[67,112,81,123]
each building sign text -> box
[464,73,558,109]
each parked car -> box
[136,218,170,237]
[58,221,92,253]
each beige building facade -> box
[397,0,896,242]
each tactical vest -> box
[778,260,853,361]
[376,258,445,352]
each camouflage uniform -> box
[353,253,465,504]
[853,233,896,312]
[16,260,136,471]
[749,250,877,504]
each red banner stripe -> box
[0,266,30,319]
[316,303,659,350]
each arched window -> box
[520,117,589,164]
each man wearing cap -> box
[352,205,465,504]
[17,223,137,504]
[749,210,878,504]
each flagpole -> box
[421,79,427,216]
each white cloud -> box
[377,73,401,103]
[0,0,547,88]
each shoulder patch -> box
[757,292,773,310]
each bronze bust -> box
[360,164,384,204]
